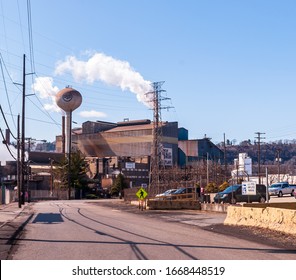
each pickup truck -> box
[268,182,295,197]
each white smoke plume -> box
[55,52,153,106]
[32,76,108,118]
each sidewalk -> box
[0,202,33,260]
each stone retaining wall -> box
[224,205,296,235]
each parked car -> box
[155,189,177,199]
[214,184,268,204]
[165,187,200,200]
[268,182,295,197]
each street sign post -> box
[136,187,148,200]
[136,187,148,211]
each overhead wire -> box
[0,57,17,129]
[27,0,35,73]
[0,128,17,160]
[0,1,159,143]
[0,110,60,126]
[26,87,61,127]
[21,1,145,130]
[30,72,62,127]
[0,104,17,140]
[0,52,22,89]
[17,0,26,52]
[0,0,9,64]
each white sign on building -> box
[161,147,173,166]
[125,162,135,169]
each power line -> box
[27,73,61,127]
[17,0,26,52]
[0,53,22,89]
[0,104,17,140]
[0,128,17,160]
[26,0,35,73]
[27,96,60,127]
[0,0,10,64]
[0,57,17,130]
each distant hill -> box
[217,140,296,166]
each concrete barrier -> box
[243,202,296,210]
[201,203,229,212]
[224,205,296,235]
[147,199,201,210]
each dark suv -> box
[214,184,268,204]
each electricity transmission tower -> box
[146,81,172,195]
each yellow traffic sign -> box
[136,187,148,200]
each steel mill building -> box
[55,119,179,188]
[54,118,224,189]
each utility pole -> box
[20,54,26,205]
[17,115,21,208]
[15,54,34,205]
[255,132,265,184]
[276,149,281,182]
[223,133,227,182]
[145,81,172,195]
[206,152,209,186]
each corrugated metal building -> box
[55,119,224,188]
[178,137,224,167]
[56,119,179,187]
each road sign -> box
[242,181,256,195]
[136,187,148,200]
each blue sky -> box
[1,0,296,149]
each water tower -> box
[55,87,82,153]
[55,87,82,199]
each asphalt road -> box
[9,200,296,260]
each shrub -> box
[205,182,218,193]
[218,181,229,192]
